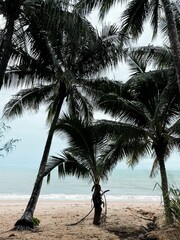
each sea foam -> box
[0,194,161,202]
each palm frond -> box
[55,114,95,159]
[149,157,159,177]
[3,85,53,119]
[97,90,152,127]
[6,48,54,87]
[128,53,147,76]
[80,77,122,103]
[159,14,169,45]
[50,114,122,184]
[126,139,151,168]
[125,45,173,69]
[95,119,147,139]
[76,0,122,19]
[169,186,180,224]
[168,119,180,136]
[120,0,149,40]
[45,151,92,182]
[67,85,93,123]
[150,0,160,39]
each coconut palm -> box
[2,1,122,230]
[76,0,180,94]
[86,58,180,224]
[44,114,130,225]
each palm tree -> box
[85,52,180,224]
[2,1,122,230]
[76,0,180,94]
[44,114,124,225]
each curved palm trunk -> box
[14,84,67,230]
[92,183,103,225]
[161,0,180,92]
[0,16,14,88]
[158,157,173,225]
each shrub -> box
[33,217,40,227]
[169,186,180,224]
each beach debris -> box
[66,189,109,226]
[8,233,16,238]
[106,208,159,240]
[66,206,94,226]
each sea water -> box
[1,89,179,202]
[0,165,179,202]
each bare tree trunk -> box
[161,0,180,92]
[14,84,66,230]
[92,184,103,225]
[158,158,173,225]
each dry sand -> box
[0,199,178,240]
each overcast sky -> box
[0,3,179,172]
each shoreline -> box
[0,193,162,202]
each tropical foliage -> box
[81,46,180,224]
[0,0,180,231]
[2,0,123,230]
[45,114,120,225]
[0,122,17,156]
[77,0,180,94]
[0,0,42,87]
[169,186,180,224]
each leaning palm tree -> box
[44,114,131,225]
[76,0,180,94]
[2,1,122,230]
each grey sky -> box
[0,4,179,172]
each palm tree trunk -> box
[158,157,173,225]
[14,84,67,230]
[0,16,14,88]
[92,184,103,225]
[161,0,180,92]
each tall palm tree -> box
[2,1,122,230]
[44,114,129,225]
[76,0,180,93]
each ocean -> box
[0,166,179,202]
[1,90,180,203]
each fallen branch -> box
[66,206,94,226]
[66,189,110,226]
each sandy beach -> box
[0,200,179,240]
